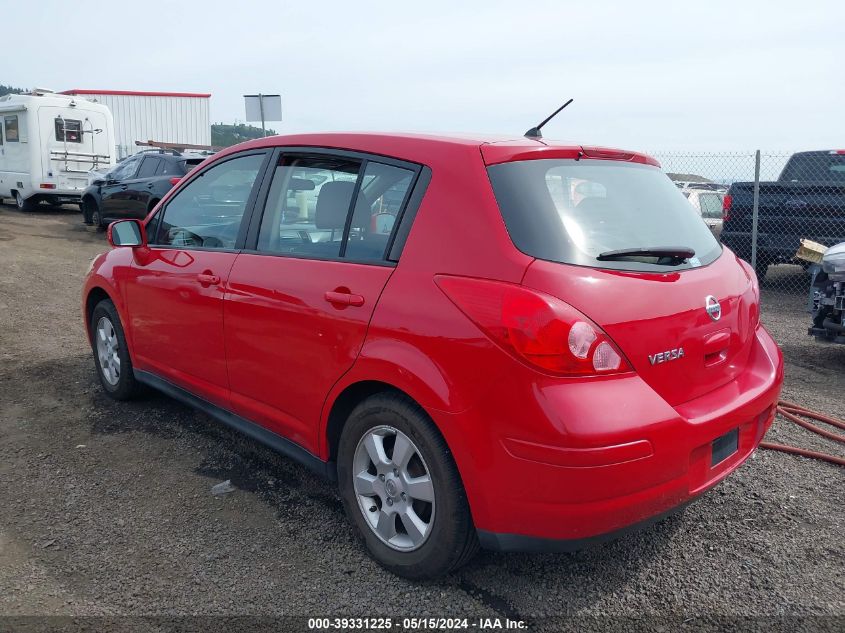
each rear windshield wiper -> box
[596,246,696,264]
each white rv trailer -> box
[0,91,115,210]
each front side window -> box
[257,155,362,258]
[153,152,265,250]
[488,159,722,272]
[109,155,142,181]
[55,118,82,143]
[4,115,18,142]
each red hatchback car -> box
[83,133,783,579]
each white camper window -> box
[4,115,19,142]
[55,118,82,143]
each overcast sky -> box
[8,1,843,151]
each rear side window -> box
[345,162,414,260]
[153,153,264,250]
[55,118,82,143]
[256,155,417,262]
[137,156,160,178]
[488,159,722,272]
[257,155,361,258]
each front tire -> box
[90,299,142,400]
[90,202,106,230]
[337,393,478,579]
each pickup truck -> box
[720,150,845,280]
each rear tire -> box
[14,191,37,211]
[337,392,478,579]
[90,299,143,400]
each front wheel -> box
[90,203,107,230]
[90,299,143,400]
[337,393,478,579]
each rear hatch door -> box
[486,154,758,406]
[522,252,758,406]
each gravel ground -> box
[0,205,843,631]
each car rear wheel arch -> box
[325,380,461,466]
[326,381,407,464]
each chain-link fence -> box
[651,151,845,310]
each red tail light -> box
[169,177,182,186]
[39,183,56,189]
[722,194,732,222]
[435,276,631,376]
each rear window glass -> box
[55,118,82,143]
[181,159,204,174]
[488,160,722,272]
[780,152,845,183]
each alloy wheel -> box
[352,425,436,551]
[95,316,121,386]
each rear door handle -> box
[325,291,365,307]
[197,272,221,286]
[120,185,128,190]
[146,183,154,189]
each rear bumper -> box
[478,501,691,552]
[436,325,783,548]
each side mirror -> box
[107,219,146,248]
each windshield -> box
[487,159,722,272]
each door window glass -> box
[257,155,362,258]
[109,155,141,181]
[4,115,18,142]
[345,162,414,261]
[137,156,161,179]
[153,153,264,250]
[699,193,723,219]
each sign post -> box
[244,94,282,136]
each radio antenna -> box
[524,99,574,139]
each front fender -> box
[82,250,136,362]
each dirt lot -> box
[0,206,843,629]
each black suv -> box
[82,150,208,228]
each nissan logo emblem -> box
[705,295,721,322]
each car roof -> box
[210,132,660,168]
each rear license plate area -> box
[711,428,739,467]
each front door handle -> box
[325,290,365,307]
[120,185,128,190]
[146,183,154,189]
[197,272,221,286]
